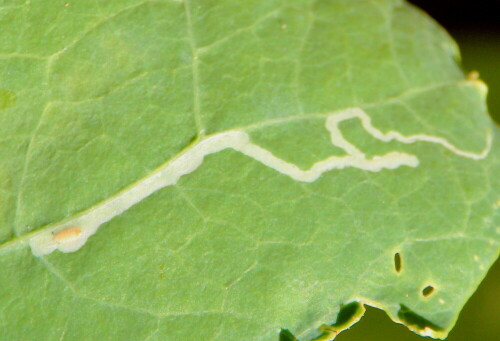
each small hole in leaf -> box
[394,252,402,273]
[422,286,435,297]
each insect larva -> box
[53,227,82,243]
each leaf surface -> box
[0,0,499,340]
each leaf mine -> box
[28,108,490,256]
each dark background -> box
[339,1,500,340]
[410,0,500,125]
[411,0,500,32]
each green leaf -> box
[0,0,498,340]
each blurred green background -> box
[339,1,500,340]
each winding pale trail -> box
[28,108,492,256]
